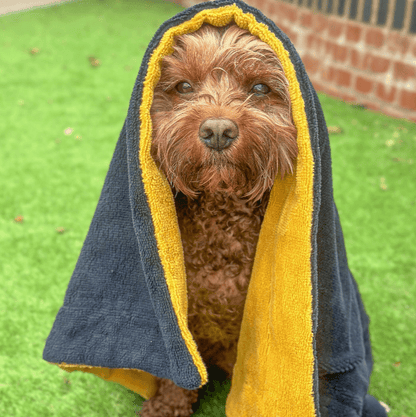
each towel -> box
[43,1,387,416]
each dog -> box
[140,22,298,417]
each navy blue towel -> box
[43,1,387,415]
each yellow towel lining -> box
[54,5,314,412]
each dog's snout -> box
[199,118,238,151]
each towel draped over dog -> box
[43,1,387,416]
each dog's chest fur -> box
[174,191,268,347]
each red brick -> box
[310,80,344,99]
[320,84,343,98]
[336,69,352,87]
[278,23,290,36]
[265,0,278,16]
[338,92,356,103]
[322,66,336,82]
[387,33,410,55]
[334,45,348,63]
[306,33,315,49]
[393,62,416,81]
[277,23,298,43]
[287,4,299,22]
[365,28,384,48]
[355,76,374,93]
[307,34,325,53]
[313,14,328,33]
[325,40,336,55]
[302,54,321,74]
[310,80,328,93]
[362,53,372,71]
[328,19,344,39]
[273,2,298,22]
[350,48,361,68]
[317,37,326,53]
[266,0,279,18]
[254,0,270,9]
[262,0,270,15]
[300,11,313,28]
[346,23,362,43]
[370,56,390,73]
[399,89,416,111]
[254,0,266,9]
[288,31,298,44]
[350,49,375,71]
[376,83,397,103]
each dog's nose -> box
[199,118,239,151]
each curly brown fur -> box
[140,377,199,417]
[140,22,297,417]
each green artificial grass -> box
[0,0,415,416]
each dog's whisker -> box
[237,93,254,110]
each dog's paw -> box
[139,396,194,417]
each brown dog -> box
[140,23,298,417]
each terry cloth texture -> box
[43,1,387,416]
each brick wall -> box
[170,0,416,122]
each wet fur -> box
[140,23,297,417]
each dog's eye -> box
[251,84,270,95]
[176,81,193,94]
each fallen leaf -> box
[88,56,101,67]
[328,126,342,134]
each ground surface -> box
[1,0,415,416]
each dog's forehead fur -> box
[150,22,297,201]
[159,24,287,92]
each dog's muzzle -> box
[199,118,238,151]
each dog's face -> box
[150,23,297,201]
